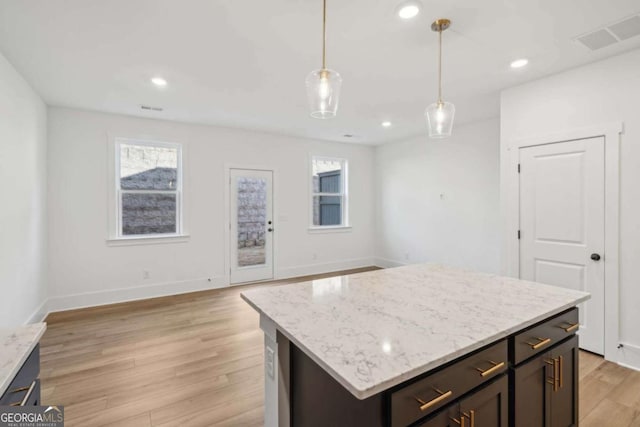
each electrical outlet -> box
[143,270,150,280]
[266,346,275,379]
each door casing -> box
[224,164,277,286]
[504,122,621,364]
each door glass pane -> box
[122,193,177,235]
[237,177,267,267]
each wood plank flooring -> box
[40,268,640,426]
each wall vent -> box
[141,105,163,112]
[576,14,640,50]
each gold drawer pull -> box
[9,380,37,407]
[558,355,564,389]
[463,410,476,427]
[10,385,31,394]
[561,323,579,333]
[415,388,453,411]
[545,358,559,391]
[526,337,551,350]
[475,360,505,377]
[450,416,466,426]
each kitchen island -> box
[241,264,590,426]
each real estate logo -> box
[0,406,64,427]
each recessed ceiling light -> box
[397,1,421,20]
[382,121,392,128]
[151,77,168,87]
[510,58,529,69]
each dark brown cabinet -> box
[288,307,580,427]
[513,335,578,427]
[418,376,509,427]
[416,407,458,427]
[0,344,40,407]
[460,375,509,427]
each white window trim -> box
[108,137,188,243]
[309,155,350,232]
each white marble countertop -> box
[242,264,590,400]
[0,323,46,396]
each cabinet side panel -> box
[290,345,384,427]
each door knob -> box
[268,228,274,232]
[590,253,601,261]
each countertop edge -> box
[249,295,589,400]
[0,323,47,397]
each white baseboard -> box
[24,298,49,325]
[46,277,227,315]
[373,257,408,269]
[41,260,375,317]
[616,342,640,372]
[276,257,375,281]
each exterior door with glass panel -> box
[519,137,605,354]
[230,169,274,284]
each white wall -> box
[0,52,48,327]
[375,118,501,273]
[500,48,640,369]
[47,107,375,311]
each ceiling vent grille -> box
[607,15,640,41]
[141,105,163,112]
[576,14,640,50]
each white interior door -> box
[230,169,274,284]
[519,137,605,354]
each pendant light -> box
[306,0,342,119]
[425,19,455,138]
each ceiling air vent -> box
[141,105,163,112]
[607,15,640,41]
[576,14,640,50]
[576,29,618,50]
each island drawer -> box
[0,344,40,406]
[389,339,507,427]
[512,308,579,365]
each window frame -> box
[113,137,184,240]
[309,155,350,231]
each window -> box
[311,157,348,228]
[115,139,182,238]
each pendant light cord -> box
[322,0,327,70]
[438,26,442,104]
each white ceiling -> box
[1,0,639,145]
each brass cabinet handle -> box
[415,388,453,411]
[463,410,476,427]
[545,358,559,391]
[526,337,552,350]
[9,385,31,394]
[561,323,579,333]
[475,360,506,377]
[450,416,465,427]
[10,380,37,407]
[558,355,564,389]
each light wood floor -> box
[40,268,640,426]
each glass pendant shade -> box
[306,68,342,119]
[425,101,455,138]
